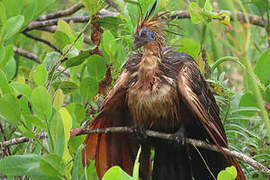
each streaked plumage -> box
[82,1,246,180]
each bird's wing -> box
[82,54,151,179]
[175,57,245,180]
[177,60,227,146]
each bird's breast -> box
[127,77,180,132]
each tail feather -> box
[82,115,151,179]
[202,122,245,180]
[152,145,192,180]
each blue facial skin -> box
[138,27,156,42]
[132,27,156,50]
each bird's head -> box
[132,27,156,50]
[131,0,167,51]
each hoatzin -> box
[82,2,246,180]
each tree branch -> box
[24,10,266,33]
[0,133,47,147]
[25,16,90,32]
[104,0,121,12]
[36,2,84,21]
[0,123,11,156]
[23,32,62,54]
[71,127,270,177]
[13,47,40,63]
[169,10,266,28]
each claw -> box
[169,125,186,147]
[132,125,148,143]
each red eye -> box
[141,31,147,37]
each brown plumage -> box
[82,2,246,180]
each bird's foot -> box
[169,126,186,146]
[131,125,148,143]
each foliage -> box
[0,0,269,180]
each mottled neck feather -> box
[134,41,161,90]
[143,40,162,58]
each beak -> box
[132,38,145,50]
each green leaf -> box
[217,166,237,180]
[239,92,258,116]
[80,77,98,101]
[23,0,37,26]
[65,50,90,68]
[33,64,48,86]
[50,111,65,156]
[87,55,107,81]
[95,17,123,33]
[217,170,234,180]
[2,56,16,81]
[30,86,52,120]
[80,161,98,180]
[53,89,64,109]
[72,145,83,180]
[0,45,14,68]
[72,32,85,50]
[0,93,21,123]
[10,82,32,99]
[19,96,32,116]
[35,0,56,18]
[178,38,200,59]
[133,147,141,180]
[102,31,117,58]
[66,103,86,123]
[40,154,65,178]
[52,81,79,94]
[254,48,270,86]
[43,52,61,70]
[0,45,5,65]
[82,0,105,16]
[0,69,12,94]
[0,2,7,35]
[57,20,74,39]
[204,0,213,11]
[226,166,237,179]
[54,31,71,50]
[25,114,46,129]
[0,154,42,176]
[2,0,23,17]
[189,3,203,24]
[4,15,24,41]
[58,108,73,164]
[102,166,132,180]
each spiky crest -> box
[134,0,167,49]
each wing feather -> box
[176,60,246,180]
[82,56,151,179]
[177,61,227,145]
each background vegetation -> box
[0,0,269,179]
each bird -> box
[82,1,246,180]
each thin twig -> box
[23,31,63,54]
[71,127,270,177]
[0,133,47,147]
[25,10,267,33]
[184,0,191,5]
[38,26,92,44]
[47,19,92,90]
[13,47,40,63]
[36,2,84,21]
[169,10,266,28]
[25,16,90,32]
[0,122,11,156]
[104,0,121,12]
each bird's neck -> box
[134,42,162,90]
[143,41,162,58]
